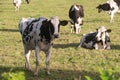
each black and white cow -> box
[13,0,22,11]
[97,0,120,23]
[78,26,111,50]
[19,16,68,76]
[69,4,84,34]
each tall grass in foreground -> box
[85,68,120,80]
[1,68,120,80]
[1,69,25,80]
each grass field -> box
[0,0,120,80]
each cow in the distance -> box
[13,0,22,11]
[97,0,120,23]
[78,26,111,50]
[69,4,84,34]
[19,16,68,76]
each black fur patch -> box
[40,20,54,43]
[85,32,97,43]
[97,3,111,11]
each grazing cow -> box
[78,26,111,50]
[96,0,120,23]
[19,16,68,76]
[69,4,84,34]
[13,0,22,11]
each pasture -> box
[0,0,120,80]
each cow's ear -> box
[60,20,68,26]
[106,29,111,33]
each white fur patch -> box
[74,5,80,11]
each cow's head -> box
[49,16,68,38]
[95,26,111,42]
[96,3,111,13]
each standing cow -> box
[69,4,84,34]
[13,0,22,11]
[78,26,111,50]
[97,0,120,23]
[19,16,68,76]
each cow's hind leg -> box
[45,47,52,75]
[78,34,86,47]
[25,49,31,71]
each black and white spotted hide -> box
[69,4,84,34]
[78,26,111,50]
[19,16,68,76]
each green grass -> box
[0,0,120,80]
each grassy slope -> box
[0,0,120,80]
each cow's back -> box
[19,17,35,34]
[84,32,97,43]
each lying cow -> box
[97,0,120,23]
[13,0,22,11]
[78,26,111,50]
[19,16,68,76]
[69,4,84,34]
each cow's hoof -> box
[34,72,38,76]
[27,68,32,72]
[46,71,51,75]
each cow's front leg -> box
[102,40,106,50]
[34,46,40,76]
[45,47,52,75]
[25,49,31,71]
[94,43,98,50]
